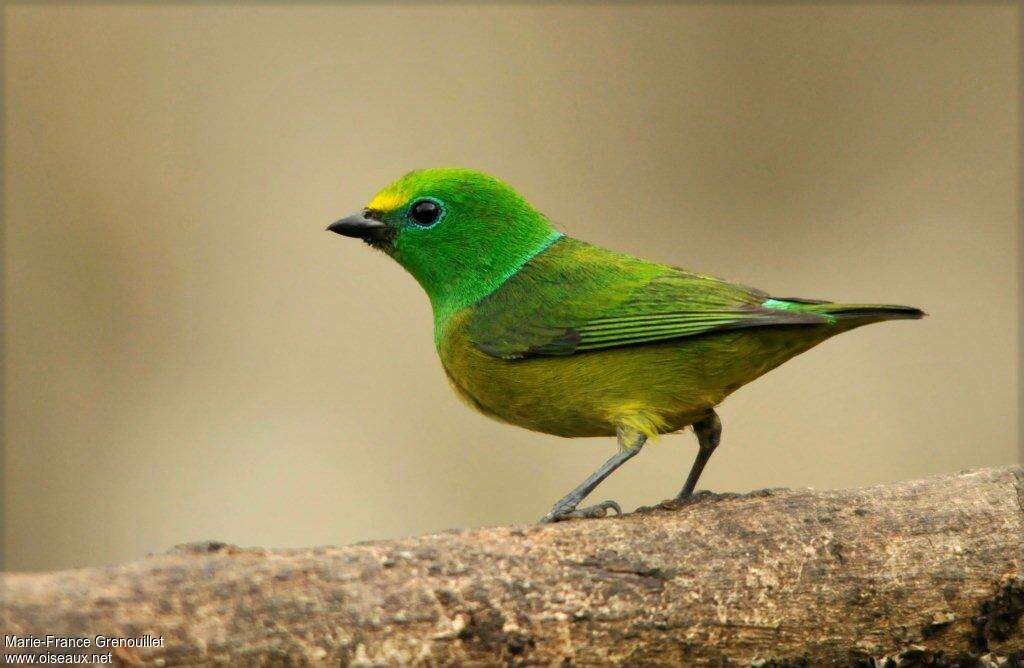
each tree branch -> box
[3,468,1023,665]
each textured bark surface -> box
[3,468,1023,666]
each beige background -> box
[3,5,1019,572]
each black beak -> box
[327,211,388,240]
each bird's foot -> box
[539,499,622,524]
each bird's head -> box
[328,168,562,318]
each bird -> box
[327,168,924,523]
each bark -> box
[3,468,1023,666]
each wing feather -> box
[468,238,827,359]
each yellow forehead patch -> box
[366,190,407,212]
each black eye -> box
[408,199,442,226]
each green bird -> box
[327,168,924,523]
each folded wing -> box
[468,238,829,360]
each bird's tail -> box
[763,297,926,329]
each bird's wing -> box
[467,238,828,359]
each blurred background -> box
[3,4,1019,572]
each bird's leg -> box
[675,410,722,501]
[539,427,647,523]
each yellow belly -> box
[437,310,829,439]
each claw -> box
[540,499,622,523]
[585,500,622,517]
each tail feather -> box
[764,297,926,325]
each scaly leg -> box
[540,427,647,523]
[676,411,722,501]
